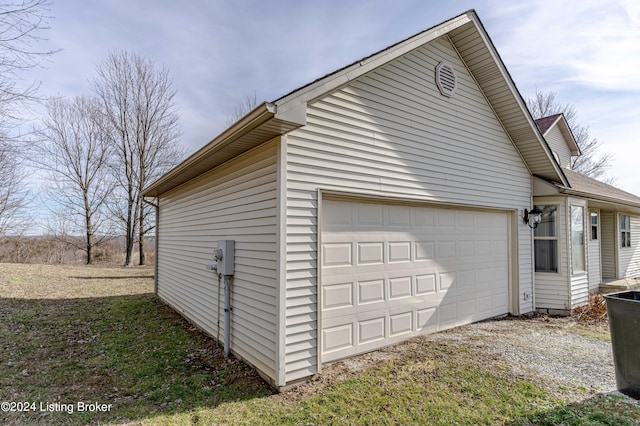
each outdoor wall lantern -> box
[523,206,543,229]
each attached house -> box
[532,113,640,314]
[142,10,640,389]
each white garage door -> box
[320,199,510,363]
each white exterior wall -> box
[601,211,616,279]
[569,198,589,308]
[544,125,572,169]
[618,214,640,278]
[588,209,602,292]
[283,36,533,383]
[535,197,602,310]
[534,196,569,311]
[156,140,279,382]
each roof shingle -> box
[559,168,640,207]
[534,114,562,135]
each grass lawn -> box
[0,263,639,425]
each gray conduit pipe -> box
[223,274,232,358]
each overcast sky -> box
[27,0,640,197]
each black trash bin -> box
[605,291,640,398]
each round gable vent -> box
[435,61,457,97]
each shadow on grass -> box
[69,275,155,280]
[0,293,274,425]
[508,392,640,426]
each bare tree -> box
[225,92,258,127]
[0,1,57,233]
[92,50,182,266]
[33,96,114,264]
[0,1,56,121]
[526,90,613,182]
[0,142,28,234]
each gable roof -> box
[535,114,562,134]
[144,10,568,197]
[534,114,581,156]
[558,168,640,209]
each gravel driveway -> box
[427,317,616,399]
[293,316,621,404]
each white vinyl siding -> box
[601,211,616,279]
[543,125,572,169]
[534,197,590,311]
[284,36,532,383]
[588,210,602,292]
[156,140,279,381]
[569,200,588,308]
[618,215,640,278]
[534,197,569,311]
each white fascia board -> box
[542,115,580,156]
[275,101,307,126]
[143,102,277,196]
[467,16,569,188]
[558,118,581,156]
[559,188,640,211]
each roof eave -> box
[558,186,640,210]
[558,118,581,156]
[545,114,580,156]
[456,14,569,187]
[143,102,306,197]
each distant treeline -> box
[0,235,155,265]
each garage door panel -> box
[389,311,413,337]
[358,278,385,305]
[388,241,411,263]
[359,316,386,344]
[357,242,385,265]
[415,241,436,261]
[322,323,353,354]
[322,282,354,311]
[320,199,510,363]
[416,274,437,295]
[323,288,442,320]
[357,203,383,226]
[437,241,457,259]
[322,242,353,267]
[388,276,412,300]
[438,302,458,328]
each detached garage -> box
[143,10,568,389]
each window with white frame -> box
[534,205,558,273]
[621,215,631,248]
[571,206,585,274]
[590,212,598,240]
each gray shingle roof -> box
[559,168,640,207]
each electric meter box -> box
[215,240,235,276]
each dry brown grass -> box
[574,293,608,323]
[0,262,154,299]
